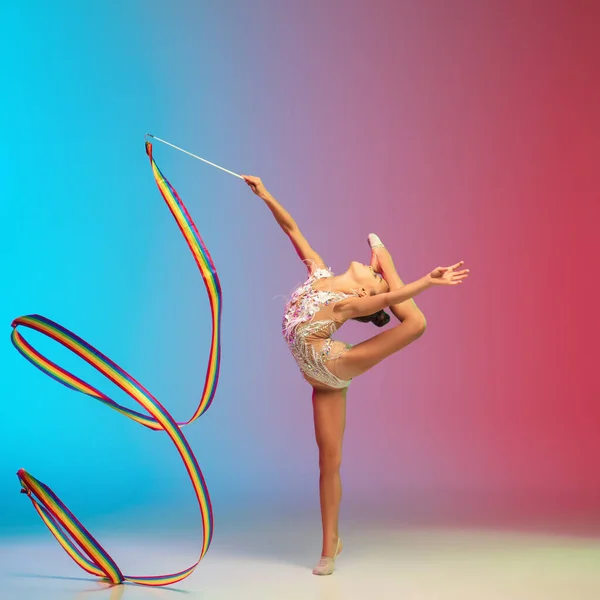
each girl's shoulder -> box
[309,266,334,280]
[303,258,333,280]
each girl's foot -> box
[312,538,342,576]
[368,234,398,279]
[368,233,386,272]
[368,233,384,248]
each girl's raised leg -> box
[335,238,428,379]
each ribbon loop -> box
[11,140,222,586]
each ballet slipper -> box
[368,233,384,248]
[312,538,342,576]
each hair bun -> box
[372,310,390,327]
[352,309,390,327]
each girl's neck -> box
[313,271,355,294]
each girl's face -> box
[349,261,388,295]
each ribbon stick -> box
[11,139,222,586]
[146,133,243,179]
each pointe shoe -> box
[368,233,384,248]
[312,538,342,576]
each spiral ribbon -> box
[10,141,221,586]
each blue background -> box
[0,1,304,537]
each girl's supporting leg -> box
[312,386,347,560]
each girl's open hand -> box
[429,261,470,285]
[242,175,269,198]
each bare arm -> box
[334,277,433,321]
[334,261,469,322]
[243,175,325,272]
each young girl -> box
[243,175,469,575]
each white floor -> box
[1,525,599,600]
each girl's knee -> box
[319,447,342,473]
[414,314,427,335]
[403,314,427,337]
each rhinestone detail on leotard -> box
[282,268,356,388]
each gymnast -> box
[243,175,469,575]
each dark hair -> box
[352,309,390,327]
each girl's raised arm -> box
[243,175,326,274]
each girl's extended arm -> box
[243,175,325,272]
[334,262,469,321]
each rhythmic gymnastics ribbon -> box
[11,139,224,586]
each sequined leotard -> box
[282,267,358,389]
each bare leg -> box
[334,242,427,380]
[312,386,347,561]
[372,240,426,325]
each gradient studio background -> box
[1,0,599,550]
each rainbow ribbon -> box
[10,141,222,586]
